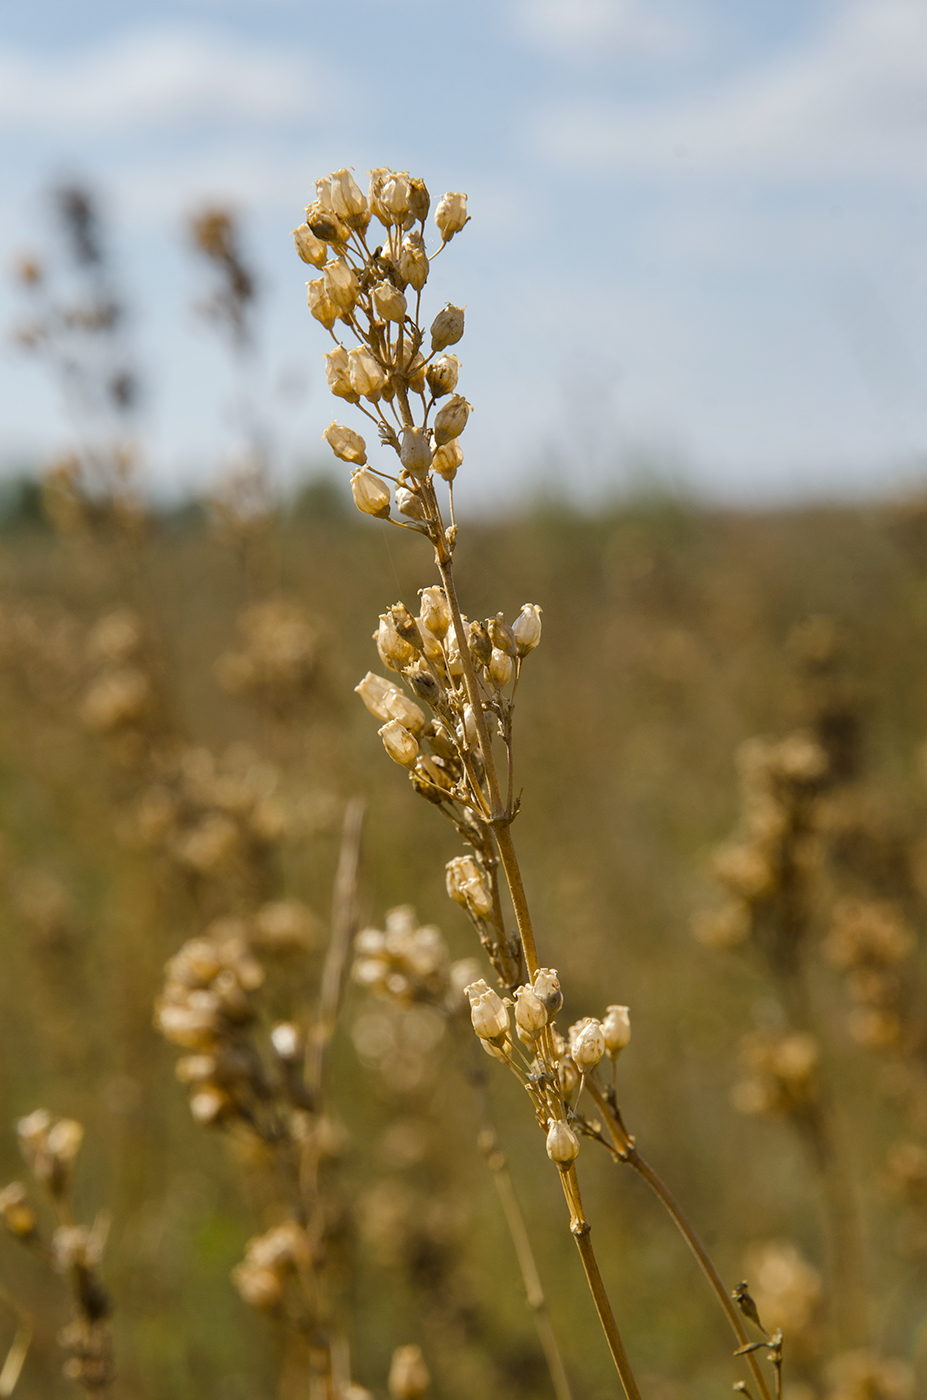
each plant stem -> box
[584,1080,774,1400]
[306,797,365,1103]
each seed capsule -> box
[348,347,388,400]
[513,604,542,656]
[323,258,359,315]
[435,191,469,243]
[490,615,517,657]
[372,280,407,323]
[571,1019,606,1073]
[468,620,492,666]
[400,427,432,479]
[324,346,359,402]
[533,968,563,1016]
[377,613,416,671]
[293,223,326,267]
[432,440,463,482]
[418,587,451,639]
[546,1120,580,1167]
[400,232,429,291]
[465,979,509,1041]
[355,671,397,721]
[379,720,419,768]
[407,178,431,224]
[489,648,513,687]
[326,168,368,223]
[426,354,460,399]
[395,486,427,521]
[603,1005,631,1059]
[514,985,547,1040]
[350,469,389,516]
[430,303,465,352]
[324,423,367,466]
[434,395,470,446]
[306,278,338,330]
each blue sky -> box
[2,0,926,505]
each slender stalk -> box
[584,1080,774,1400]
[306,797,365,1102]
[559,1167,642,1400]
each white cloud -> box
[0,27,328,134]
[515,0,694,59]
[531,0,927,182]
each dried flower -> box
[571,1019,606,1073]
[400,427,432,479]
[489,648,513,687]
[324,345,359,402]
[396,487,427,521]
[514,985,547,1040]
[513,604,543,655]
[376,613,416,672]
[533,968,563,1016]
[419,587,451,639]
[433,394,470,446]
[446,855,494,918]
[372,280,408,323]
[323,259,359,315]
[603,1004,631,1058]
[306,278,338,330]
[465,979,509,1041]
[426,354,460,398]
[379,720,419,769]
[293,223,327,267]
[399,231,429,291]
[327,168,368,224]
[432,440,463,482]
[348,347,388,400]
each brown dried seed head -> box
[400,232,429,291]
[426,354,460,398]
[400,427,432,479]
[435,192,469,242]
[419,587,451,639]
[432,439,463,482]
[351,469,390,517]
[379,720,419,768]
[546,1120,580,1167]
[372,279,408,323]
[433,394,470,445]
[408,178,431,224]
[306,277,338,330]
[603,1004,631,1058]
[324,423,367,466]
[293,223,327,267]
[348,347,388,400]
[430,303,465,352]
[468,620,492,666]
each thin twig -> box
[306,797,365,1103]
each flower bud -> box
[435,192,469,243]
[350,469,389,517]
[400,232,429,291]
[372,280,407,323]
[465,979,509,1041]
[408,178,431,224]
[379,720,419,768]
[389,1344,430,1400]
[377,613,416,671]
[395,486,427,521]
[419,587,451,639]
[324,422,367,466]
[426,354,460,399]
[434,395,470,446]
[489,648,513,687]
[432,440,463,482]
[348,347,388,400]
[325,346,359,402]
[430,304,465,352]
[356,671,398,720]
[468,620,492,666]
[513,604,543,656]
[323,259,359,315]
[271,1021,302,1062]
[533,968,563,1016]
[293,223,326,267]
[571,1019,606,1073]
[546,1120,580,1167]
[400,427,432,479]
[603,1005,631,1059]
[514,985,547,1041]
[307,278,338,330]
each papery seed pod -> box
[305,200,348,246]
[0,1182,37,1239]
[461,704,479,748]
[370,169,412,225]
[533,968,563,1015]
[325,346,359,402]
[405,351,427,394]
[396,486,427,521]
[490,614,517,658]
[233,1260,284,1311]
[513,604,543,655]
[435,192,469,243]
[377,613,416,671]
[348,347,388,400]
[323,259,359,315]
[400,232,429,291]
[372,280,408,323]
[389,1344,430,1400]
[446,855,490,915]
[465,980,509,1040]
[379,720,419,768]
[400,427,432,478]
[46,1119,84,1184]
[328,168,368,223]
[468,620,492,666]
[426,354,460,399]
[307,279,338,331]
[558,1056,580,1100]
[189,1086,230,1125]
[293,223,326,267]
[546,1120,580,1167]
[271,1022,302,1062]
[431,304,465,352]
[355,671,399,720]
[408,178,431,224]
[324,422,368,466]
[434,395,470,446]
[489,648,513,687]
[401,660,440,708]
[603,1004,631,1059]
[383,685,427,734]
[572,1019,606,1073]
[350,469,389,516]
[419,586,451,639]
[390,602,424,650]
[432,440,463,482]
[514,985,547,1040]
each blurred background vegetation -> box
[1,185,927,1400]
